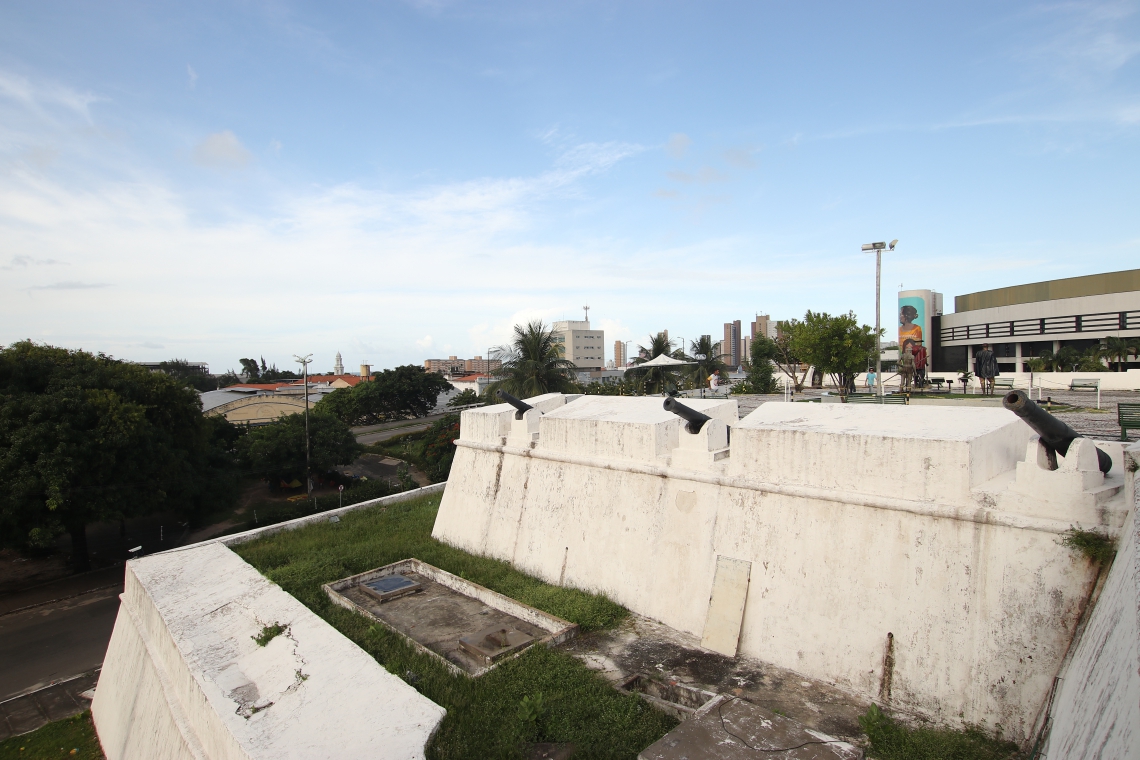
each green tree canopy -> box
[0,341,240,571]
[156,359,217,392]
[317,365,452,426]
[788,311,877,393]
[236,411,362,485]
[486,320,578,398]
[744,336,780,394]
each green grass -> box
[860,705,1024,760]
[0,711,104,760]
[232,493,672,759]
[1060,528,1117,564]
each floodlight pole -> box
[294,353,313,501]
[862,242,893,397]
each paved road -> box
[0,586,120,702]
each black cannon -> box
[1003,390,1111,474]
[663,397,712,435]
[496,390,533,421]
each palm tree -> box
[628,332,684,395]
[1103,336,1139,372]
[486,320,578,398]
[687,335,728,391]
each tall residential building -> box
[751,314,780,341]
[613,340,626,367]
[723,320,742,367]
[551,319,605,370]
[423,355,502,376]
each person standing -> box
[709,369,721,396]
[913,340,928,389]
[975,343,997,395]
[865,369,876,391]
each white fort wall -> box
[432,395,1133,743]
[92,540,445,760]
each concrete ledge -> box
[93,542,446,759]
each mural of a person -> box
[899,304,923,346]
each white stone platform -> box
[92,539,445,759]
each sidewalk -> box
[0,566,124,617]
[0,669,99,740]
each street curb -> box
[0,584,122,619]
[0,668,101,706]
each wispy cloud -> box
[29,281,110,290]
[1,255,65,270]
[0,70,101,124]
[192,131,252,168]
[665,133,691,159]
[187,64,198,89]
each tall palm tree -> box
[687,335,728,390]
[628,332,685,395]
[1103,336,1139,372]
[485,320,578,399]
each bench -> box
[845,394,908,405]
[927,378,948,392]
[1070,379,1100,392]
[993,378,1014,391]
[1120,403,1140,441]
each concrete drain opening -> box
[324,558,577,677]
[619,674,723,721]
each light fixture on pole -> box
[293,353,313,503]
[861,240,898,397]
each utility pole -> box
[294,353,313,504]
[861,240,897,397]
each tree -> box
[788,311,877,394]
[628,333,685,395]
[156,359,217,392]
[317,366,452,425]
[0,342,240,571]
[239,358,261,381]
[773,319,809,391]
[687,336,728,391]
[237,411,362,485]
[421,413,461,482]
[486,320,578,398]
[745,336,780,394]
[1103,336,1139,372]
[448,389,482,408]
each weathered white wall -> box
[433,395,1132,743]
[93,542,445,760]
[1041,442,1140,759]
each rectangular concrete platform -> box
[324,558,577,676]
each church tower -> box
[334,351,344,375]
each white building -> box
[551,319,605,370]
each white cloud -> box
[723,147,757,169]
[29,281,110,290]
[192,131,252,168]
[187,64,198,89]
[416,335,433,349]
[0,69,100,124]
[665,133,691,159]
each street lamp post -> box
[861,240,897,397]
[294,353,313,504]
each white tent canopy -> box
[624,354,696,370]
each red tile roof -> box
[452,373,491,382]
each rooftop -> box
[955,268,1140,312]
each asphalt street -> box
[0,586,120,701]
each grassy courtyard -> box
[0,712,103,760]
[232,492,675,760]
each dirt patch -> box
[560,614,870,742]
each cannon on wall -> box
[1003,390,1111,474]
[663,397,712,435]
[496,390,534,421]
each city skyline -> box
[2,2,1137,372]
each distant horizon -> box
[3,2,1137,374]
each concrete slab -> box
[638,697,861,760]
[325,559,577,677]
[700,556,751,657]
[0,670,99,741]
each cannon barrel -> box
[663,397,712,435]
[496,390,534,420]
[1003,390,1111,474]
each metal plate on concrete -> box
[638,697,861,760]
[458,625,535,665]
[701,556,751,657]
[362,574,421,602]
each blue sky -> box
[1,1,1137,374]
